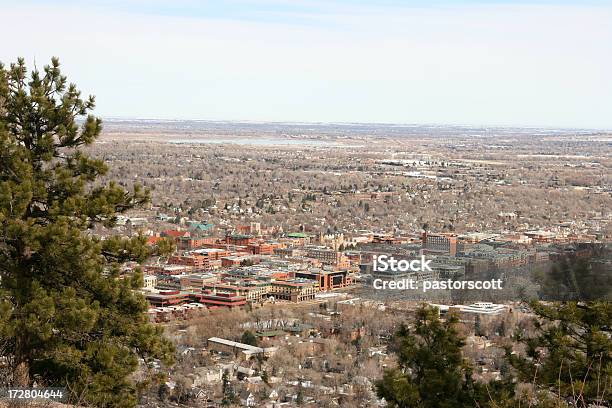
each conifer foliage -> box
[508,301,611,406]
[376,305,514,408]
[0,58,174,407]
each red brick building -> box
[421,232,458,256]
[226,234,257,246]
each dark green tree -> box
[497,318,507,337]
[221,370,236,406]
[507,301,611,406]
[0,58,174,407]
[261,369,269,385]
[474,314,483,337]
[157,383,171,402]
[241,330,258,346]
[376,305,513,408]
[296,384,304,405]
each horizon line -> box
[98,115,612,133]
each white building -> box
[430,302,507,316]
[143,274,157,291]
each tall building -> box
[421,232,458,256]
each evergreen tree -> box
[296,385,304,405]
[261,369,269,385]
[474,314,483,337]
[507,301,611,406]
[157,383,171,402]
[221,370,235,406]
[241,330,258,346]
[376,305,513,408]
[0,58,174,407]
[497,318,507,337]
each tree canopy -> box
[241,330,258,346]
[376,305,514,408]
[0,57,174,407]
[508,301,611,406]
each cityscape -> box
[1,0,611,407]
[87,120,609,406]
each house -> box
[192,367,224,385]
[268,389,279,401]
[240,390,257,407]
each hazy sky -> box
[1,0,612,128]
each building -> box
[187,221,215,235]
[195,292,247,309]
[147,303,206,322]
[179,273,218,290]
[306,246,337,264]
[248,242,276,255]
[285,232,310,246]
[221,256,247,267]
[293,269,353,291]
[143,274,157,290]
[422,232,458,256]
[274,247,305,257]
[226,234,257,246]
[269,279,317,302]
[207,337,277,360]
[431,302,508,316]
[319,232,346,250]
[168,254,209,269]
[176,236,216,250]
[144,264,191,275]
[169,248,230,270]
[161,229,191,240]
[524,230,557,243]
[202,281,271,303]
[306,246,350,268]
[235,222,261,236]
[145,290,190,307]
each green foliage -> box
[155,236,176,258]
[296,386,304,405]
[0,58,174,407]
[507,301,611,406]
[474,314,483,337]
[241,330,258,346]
[376,305,514,408]
[157,383,171,402]
[261,369,269,384]
[221,370,236,406]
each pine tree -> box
[241,330,258,346]
[261,369,269,385]
[296,385,304,405]
[221,370,235,406]
[0,58,174,407]
[474,314,483,337]
[498,318,507,337]
[376,305,513,408]
[507,301,611,406]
